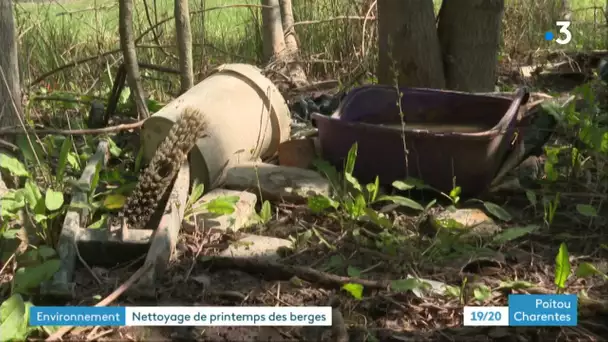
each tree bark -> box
[280,0,297,52]
[0,0,22,133]
[261,0,287,62]
[175,0,194,94]
[279,0,308,86]
[437,0,504,92]
[376,0,445,88]
[119,0,150,119]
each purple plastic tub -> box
[312,85,529,196]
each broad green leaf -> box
[0,294,28,341]
[103,194,126,210]
[259,200,272,223]
[16,135,44,164]
[376,195,424,211]
[307,195,338,213]
[576,204,597,217]
[473,285,492,302]
[87,215,108,229]
[342,283,363,300]
[23,179,43,213]
[345,194,366,219]
[12,259,61,294]
[554,242,571,289]
[392,180,415,191]
[37,246,57,260]
[44,190,64,211]
[344,143,358,175]
[347,266,362,278]
[205,196,239,215]
[344,173,362,192]
[56,137,72,183]
[312,159,341,192]
[188,181,205,206]
[491,225,538,245]
[525,190,537,206]
[394,177,427,190]
[69,201,95,211]
[67,152,80,171]
[107,139,122,157]
[364,208,392,229]
[443,285,461,297]
[391,278,423,292]
[1,191,26,214]
[0,153,29,177]
[483,202,512,221]
[90,161,102,194]
[449,186,461,199]
[576,262,605,279]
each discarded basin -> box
[312,85,529,196]
[141,63,291,191]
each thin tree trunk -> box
[279,0,307,86]
[376,0,445,88]
[280,0,297,51]
[175,0,194,94]
[437,0,504,92]
[119,0,150,119]
[261,0,287,62]
[0,0,22,132]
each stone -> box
[191,189,257,233]
[223,162,331,203]
[219,234,292,261]
[430,208,502,242]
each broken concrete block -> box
[193,188,257,233]
[223,162,331,203]
[219,234,292,261]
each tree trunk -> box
[376,0,445,88]
[261,0,287,62]
[437,0,504,92]
[280,0,297,52]
[119,0,150,119]
[0,0,22,133]
[279,0,308,86]
[175,0,194,94]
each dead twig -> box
[202,256,391,290]
[45,262,153,341]
[0,120,144,136]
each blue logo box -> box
[30,307,126,326]
[508,294,577,326]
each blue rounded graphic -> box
[544,31,554,41]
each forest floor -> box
[22,59,607,342]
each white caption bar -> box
[125,306,333,326]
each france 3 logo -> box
[544,21,572,45]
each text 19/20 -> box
[462,306,509,326]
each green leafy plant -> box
[183,181,239,220]
[308,143,424,228]
[554,242,571,292]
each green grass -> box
[12,0,608,99]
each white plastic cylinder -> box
[140,63,291,191]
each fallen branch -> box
[0,120,144,136]
[201,256,391,290]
